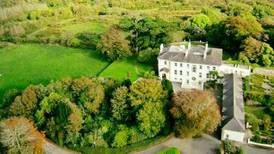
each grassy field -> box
[0,44,110,103]
[62,21,109,34]
[99,57,153,81]
[0,44,153,105]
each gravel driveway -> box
[134,134,274,154]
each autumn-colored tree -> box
[97,26,131,61]
[170,90,221,138]
[240,37,274,66]
[0,117,45,154]
[10,86,38,118]
[111,86,130,122]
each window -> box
[175,78,177,80]
[180,78,182,81]
[192,77,196,81]
[187,71,189,76]
[199,81,202,85]
[207,66,210,70]
[200,65,203,69]
[180,63,183,67]
[187,64,189,68]
[187,80,189,84]
[164,61,167,65]
[207,73,210,78]
[192,65,197,73]
[213,66,216,70]
[174,70,177,75]
[199,73,202,78]
[175,63,177,66]
[180,70,182,75]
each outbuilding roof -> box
[222,74,245,132]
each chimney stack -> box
[203,42,208,59]
[188,41,191,50]
[160,44,164,53]
[186,41,191,57]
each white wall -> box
[221,129,245,143]
[158,58,220,90]
[220,64,250,77]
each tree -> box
[208,16,263,53]
[35,93,72,145]
[170,90,221,138]
[111,86,130,122]
[0,117,45,154]
[129,79,167,107]
[97,26,131,61]
[124,18,173,52]
[10,86,39,118]
[190,14,211,29]
[240,37,262,63]
[226,2,252,17]
[240,37,274,66]
[72,77,105,114]
[137,48,159,64]
[129,79,168,137]
[252,4,274,19]
[111,130,128,148]
[137,102,166,137]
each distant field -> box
[99,57,153,81]
[63,21,109,34]
[0,44,110,103]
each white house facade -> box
[158,42,251,90]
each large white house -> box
[158,42,251,90]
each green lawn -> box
[99,57,153,81]
[0,44,110,103]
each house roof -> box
[158,44,222,65]
[222,74,245,132]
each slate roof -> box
[158,44,222,65]
[222,74,245,132]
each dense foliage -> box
[170,90,221,138]
[0,77,169,150]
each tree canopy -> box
[170,90,221,138]
[0,117,45,154]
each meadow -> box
[0,44,110,102]
[0,44,152,105]
[100,57,153,81]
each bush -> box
[156,147,180,154]
[112,130,129,148]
